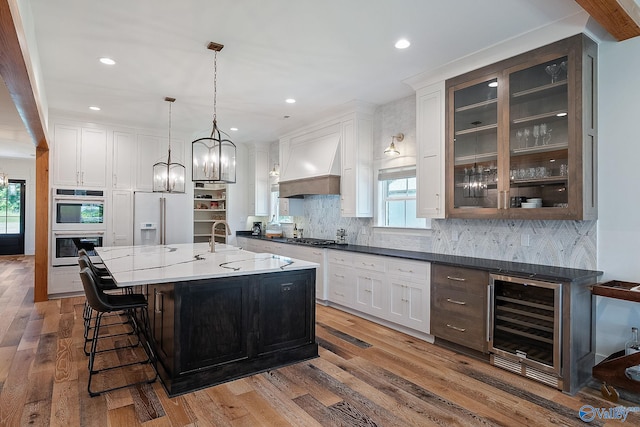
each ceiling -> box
[1,0,593,158]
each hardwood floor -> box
[0,255,638,426]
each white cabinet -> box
[49,266,83,295]
[416,82,445,218]
[53,124,108,188]
[354,256,387,317]
[248,145,270,216]
[340,112,373,217]
[112,131,136,189]
[279,198,303,216]
[388,259,431,332]
[110,190,133,246]
[293,245,326,301]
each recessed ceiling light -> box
[395,39,410,49]
[89,106,101,111]
[230,127,238,131]
[99,57,116,65]
[556,112,568,117]
[488,81,498,88]
[285,98,296,104]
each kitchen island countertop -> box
[95,242,318,286]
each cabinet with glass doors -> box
[445,34,597,220]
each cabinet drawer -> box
[352,254,385,273]
[431,264,488,293]
[430,313,487,352]
[327,251,353,267]
[327,264,354,306]
[431,286,486,318]
[387,259,429,280]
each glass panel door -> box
[453,78,499,209]
[0,180,26,255]
[508,56,569,209]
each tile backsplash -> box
[297,195,597,270]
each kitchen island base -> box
[144,269,318,397]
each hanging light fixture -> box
[0,171,8,189]
[384,133,403,156]
[153,97,186,193]
[269,163,280,177]
[192,42,237,183]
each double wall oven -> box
[51,188,106,266]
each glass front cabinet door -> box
[445,34,597,220]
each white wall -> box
[595,36,640,359]
[0,157,36,254]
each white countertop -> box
[95,242,318,287]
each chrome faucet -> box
[210,220,231,252]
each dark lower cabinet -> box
[145,269,317,397]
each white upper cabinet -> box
[112,131,136,189]
[247,145,270,216]
[340,112,373,218]
[53,124,107,188]
[416,82,445,218]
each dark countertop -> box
[236,231,603,283]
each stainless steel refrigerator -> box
[133,191,191,245]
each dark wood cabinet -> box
[430,265,489,352]
[446,34,597,219]
[144,269,317,397]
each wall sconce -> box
[269,163,280,177]
[384,133,403,156]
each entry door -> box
[0,180,26,255]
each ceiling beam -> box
[575,0,640,41]
[0,0,48,148]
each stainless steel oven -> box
[52,188,105,231]
[51,230,104,266]
[489,274,562,389]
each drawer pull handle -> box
[446,298,466,305]
[334,274,345,278]
[399,268,414,273]
[334,291,345,297]
[446,276,466,282]
[365,289,372,293]
[154,290,163,314]
[362,262,374,267]
[446,324,466,332]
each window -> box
[270,186,292,223]
[378,166,425,228]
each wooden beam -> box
[576,0,640,41]
[1,0,50,301]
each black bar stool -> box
[78,255,136,355]
[79,267,157,397]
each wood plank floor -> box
[0,255,638,426]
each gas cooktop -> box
[286,238,336,246]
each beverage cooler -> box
[489,274,562,388]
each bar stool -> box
[78,255,136,355]
[79,267,157,397]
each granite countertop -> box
[95,242,318,287]
[236,232,602,283]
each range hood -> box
[278,126,341,198]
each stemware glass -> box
[533,125,540,146]
[545,64,560,83]
[523,128,531,147]
[539,123,548,145]
[515,129,524,148]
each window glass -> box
[381,177,425,228]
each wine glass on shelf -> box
[533,125,540,146]
[523,128,531,147]
[545,64,560,83]
[560,60,567,80]
[515,129,524,148]
[539,123,548,145]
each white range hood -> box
[279,123,341,198]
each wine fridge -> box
[489,274,562,389]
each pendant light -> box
[0,171,8,189]
[153,97,186,193]
[384,133,403,156]
[269,163,280,177]
[192,42,237,183]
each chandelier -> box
[192,42,237,183]
[153,97,186,193]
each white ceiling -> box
[1,0,588,158]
